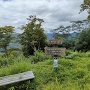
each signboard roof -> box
[48,39,62,45]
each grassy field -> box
[0,50,90,90]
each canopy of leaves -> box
[81,0,90,11]
[0,26,14,55]
[75,28,90,52]
[19,15,47,57]
[81,0,90,19]
[51,20,90,37]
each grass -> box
[0,61,31,77]
[0,51,90,90]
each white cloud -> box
[0,0,88,33]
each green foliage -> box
[65,51,90,59]
[75,28,90,52]
[8,49,22,58]
[0,26,14,55]
[43,81,80,90]
[62,39,75,49]
[19,15,47,57]
[61,33,78,50]
[29,51,52,63]
[0,51,90,90]
[0,53,25,67]
[80,0,90,20]
[81,0,90,10]
[0,61,31,77]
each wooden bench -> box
[0,71,35,86]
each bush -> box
[29,51,52,63]
[0,61,31,77]
[0,54,25,67]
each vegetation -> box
[19,15,47,57]
[0,51,90,90]
[50,19,90,50]
[75,28,90,51]
[0,3,90,89]
[0,26,14,56]
[81,0,90,19]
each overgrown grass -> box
[0,61,31,77]
[0,51,90,90]
[29,51,52,63]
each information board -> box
[45,47,66,56]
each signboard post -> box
[54,57,58,68]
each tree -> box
[0,26,14,55]
[80,0,90,19]
[80,0,90,10]
[19,15,47,57]
[75,28,90,52]
[71,21,84,32]
[52,25,72,34]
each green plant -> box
[0,61,31,77]
[0,51,90,90]
[30,51,52,63]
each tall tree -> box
[0,26,14,55]
[19,15,47,57]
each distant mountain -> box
[65,32,79,40]
[45,33,54,40]
[46,32,78,40]
[8,33,22,49]
[70,32,78,37]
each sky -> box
[0,0,88,33]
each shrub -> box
[29,51,52,63]
[0,61,31,77]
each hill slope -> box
[0,51,90,90]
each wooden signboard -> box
[48,39,62,45]
[45,47,66,56]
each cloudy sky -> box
[0,0,88,33]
